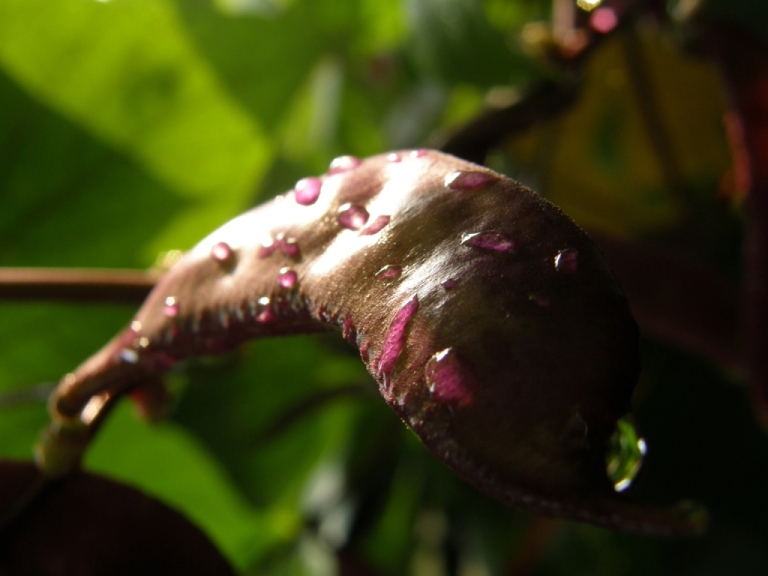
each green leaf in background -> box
[0,0,272,255]
[86,402,297,571]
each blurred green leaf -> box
[0,0,272,255]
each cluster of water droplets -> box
[258,233,300,260]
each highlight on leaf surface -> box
[36,150,703,536]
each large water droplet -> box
[461,232,515,252]
[328,155,362,175]
[278,267,298,289]
[555,249,579,273]
[338,203,369,230]
[378,296,420,379]
[606,416,647,492]
[210,241,234,264]
[376,265,402,280]
[410,149,427,158]
[163,296,179,318]
[360,215,390,236]
[425,348,475,409]
[294,177,322,206]
[387,152,402,163]
[445,170,499,191]
[130,320,142,333]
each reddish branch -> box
[0,268,158,304]
[706,25,768,426]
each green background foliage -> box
[1,0,767,574]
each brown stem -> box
[706,24,768,427]
[0,268,159,304]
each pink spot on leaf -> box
[338,203,370,230]
[378,296,420,380]
[376,265,402,280]
[461,232,515,252]
[360,215,390,235]
[445,170,499,191]
[294,177,322,206]
[441,278,461,290]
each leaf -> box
[0,460,235,575]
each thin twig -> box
[620,26,686,199]
[0,267,159,304]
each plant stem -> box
[0,268,159,304]
[707,23,768,426]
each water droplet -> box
[377,296,419,379]
[163,296,179,318]
[441,278,460,290]
[555,249,579,273]
[294,177,322,206]
[256,297,276,324]
[210,241,234,264]
[376,265,402,280]
[606,416,647,493]
[425,348,476,409]
[445,170,499,191]
[360,215,390,236]
[138,337,150,349]
[461,232,515,252]
[410,149,427,158]
[328,155,362,175]
[278,267,298,289]
[120,348,139,364]
[262,233,301,260]
[337,203,369,230]
[130,320,142,333]
[387,152,402,163]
